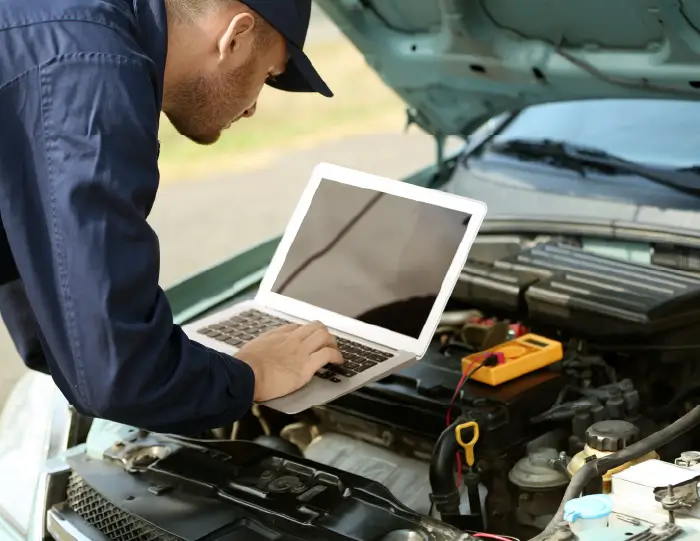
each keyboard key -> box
[334,366,356,378]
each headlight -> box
[0,371,70,534]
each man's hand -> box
[235,321,344,402]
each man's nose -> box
[242,102,257,118]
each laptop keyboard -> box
[197,309,394,383]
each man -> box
[0,0,344,434]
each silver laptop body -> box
[183,163,487,414]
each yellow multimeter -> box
[461,333,563,386]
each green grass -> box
[158,38,405,182]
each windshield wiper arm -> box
[489,138,700,198]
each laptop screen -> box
[271,179,472,339]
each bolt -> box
[668,485,675,525]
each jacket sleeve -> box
[0,279,49,374]
[0,224,50,373]
[2,54,255,434]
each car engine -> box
[50,238,700,541]
[260,238,700,537]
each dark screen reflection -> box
[272,179,471,339]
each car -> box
[4,2,700,541]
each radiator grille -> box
[66,472,182,541]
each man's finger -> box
[310,347,344,370]
[290,320,326,341]
[301,327,337,353]
[265,323,300,335]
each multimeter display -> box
[523,337,549,348]
[462,333,563,386]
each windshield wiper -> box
[488,138,700,197]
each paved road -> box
[0,130,452,408]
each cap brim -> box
[266,41,333,98]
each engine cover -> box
[62,438,472,541]
[454,241,700,339]
[304,432,434,515]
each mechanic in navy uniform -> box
[0,0,344,433]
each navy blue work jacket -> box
[0,0,255,433]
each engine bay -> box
[50,237,700,541]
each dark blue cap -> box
[240,0,333,97]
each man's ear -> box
[218,12,256,62]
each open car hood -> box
[315,0,700,138]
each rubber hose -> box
[530,405,700,541]
[430,420,463,516]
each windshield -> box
[492,99,700,169]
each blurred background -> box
[0,5,445,407]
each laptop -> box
[183,163,487,414]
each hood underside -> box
[315,0,700,137]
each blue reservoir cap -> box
[564,494,613,522]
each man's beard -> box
[164,58,256,145]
